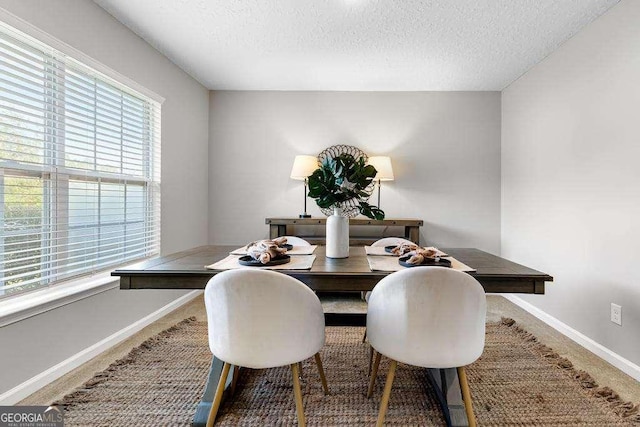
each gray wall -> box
[502,0,640,365]
[209,91,502,253]
[0,0,209,395]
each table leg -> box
[426,368,469,427]
[192,356,237,427]
[269,225,278,239]
[406,225,420,245]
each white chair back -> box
[204,269,325,369]
[364,237,417,302]
[367,267,486,368]
[283,236,311,246]
[371,237,414,247]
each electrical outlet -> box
[611,303,622,326]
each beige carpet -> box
[55,318,640,426]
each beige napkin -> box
[400,247,449,265]
[242,239,288,264]
[206,255,316,270]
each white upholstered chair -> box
[370,237,415,248]
[282,235,311,246]
[364,237,414,302]
[366,267,486,427]
[204,269,328,426]
[362,237,416,345]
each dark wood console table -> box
[266,217,423,245]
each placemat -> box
[367,255,476,272]
[230,245,317,256]
[364,246,393,256]
[206,255,316,270]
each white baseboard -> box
[503,294,640,382]
[0,290,203,405]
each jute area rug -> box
[56,318,640,426]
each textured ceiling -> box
[93,0,619,91]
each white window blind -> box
[0,21,161,298]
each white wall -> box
[0,0,209,397]
[502,0,640,366]
[209,91,501,251]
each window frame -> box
[0,7,164,321]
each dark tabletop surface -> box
[112,245,552,294]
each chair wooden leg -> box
[206,362,231,427]
[368,346,375,375]
[291,363,306,426]
[376,359,397,427]
[362,328,367,343]
[367,350,382,398]
[230,365,240,396]
[457,366,477,427]
[314,353,330,395]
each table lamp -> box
[290,155,319,218]
[366,156,394,209]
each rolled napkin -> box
[390,243,420,256]
[404,247,448,265]
[423,246,448,257]
[272,236,288,247]
[246,239,288,264]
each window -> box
[0,21,161,298]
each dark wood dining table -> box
[112,245,553,427]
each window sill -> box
[0,271,120,327]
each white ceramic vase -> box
[326,207,349,258]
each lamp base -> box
[299,214,311,218]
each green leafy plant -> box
[307,153,385,220]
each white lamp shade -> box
[290,155,319,180]
[367,156,394,181]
